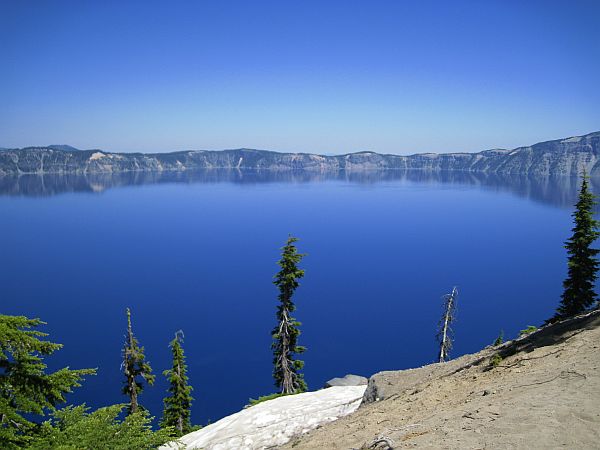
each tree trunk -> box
[438,287,457,363]
[176,360,183,433]
[279,309,296,394]
[126,309,138,413]
[129,372,138,413]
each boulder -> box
[323,374,368,388]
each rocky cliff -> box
[1,131,599,176]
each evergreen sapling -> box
[161,330,193,436]
[122,308,155,414]
[272,236,307,394]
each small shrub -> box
[490,353,503,368]
[519,325,537,336]
[493,330,504,346]
[247,392,290,406]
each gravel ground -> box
[282,310,600,449]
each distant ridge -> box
[0,145,82,152]
[0,131,599,177]
[47,145,81,152]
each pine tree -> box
[160,330,193,436]
[272,236,307,394]
[0,314,95,449]
[28,404,174,450]
[552,175,600,321]
[122,308,155,414]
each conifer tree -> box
[29,404,174,450]
[552,175,600,322]
[160,330,193,436]
[272,236,307,394]
[0,314,95,449]
[122,308,155,414]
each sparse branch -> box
[122,308,154,414]
[437,287,458,363]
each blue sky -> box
[1,1,599,154]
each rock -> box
[362,363,447,405]
[1,131,599,177]
[324,374,368,388]
[160,385,367,450]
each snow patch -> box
[89,152,106,161]
[161,386,366,450]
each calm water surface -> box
[0,170,588,424]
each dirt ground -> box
[281,310,600,449]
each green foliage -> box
[492,330,504,346]
[26,404,177,450]
[122,309,155,414]
[519,325,538,336]
[0,314,95,449]
[272,236,308,394]
[247,392,292,406]
[161,331,194,436]
[490,353,503,368]
[552,175,600,322]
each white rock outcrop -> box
[161,385,367,450]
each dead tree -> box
[437,286,458,363]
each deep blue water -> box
[0,171,588,425]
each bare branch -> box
[437,287,458,363]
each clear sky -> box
[1,1,599,154]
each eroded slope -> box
[283,310,600,449]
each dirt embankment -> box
[283,309,600,449]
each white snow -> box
[161,385,367,450]
[89,152,105,160]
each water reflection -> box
[0,169,594,208]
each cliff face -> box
[1,131,599,176]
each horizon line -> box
[5,129,599,158]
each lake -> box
[0,170,591,425]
